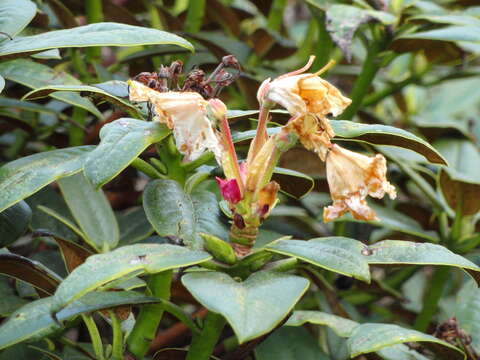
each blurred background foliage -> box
[1,0,480,359]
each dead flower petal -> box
[283,114,334,161]
[259,73,351,118]
[128,80,222,162]
[323,144,396,222]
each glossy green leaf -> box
[0,75,4,94]
[266,238,371,282]
[334,203,438,242]
[286,311,358,337]
[435,139,480,215]
[0,22,193,58]
[230,117,446,165]
[332,120,447,165]
[0,0,36,38]
[0,253,62,296]
[272,167,314,199]
[37,205,85,241]
[182,271,309,343]
[53,244,211,309]
[363,240,480,285]
[143,179,228,250]
[58,172,119,252]
[400,25,480,42]
[377,344,430,360]
[118,207,154,246]
[0,97,57,115]
[255,327,330,360]
[0,291,159,350]
[31,49,61,60]
[347,323,464,359]
[409,15,480,26]
[0,146,93,213]
[0,276,28,316]
[84,118,170,188]
[26,187,78,241]
[22,84,139,116]
[0,201,31,247]
[0,59,101,118]
[286,311,431,359]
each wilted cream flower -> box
[257,58,352,118]
[323,144,396,222]
[283,114,334,161]
[128,80,223,162]
[256,58,351,162]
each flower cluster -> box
[128,56,396,253]
[255,56,396,223]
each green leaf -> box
[332,120,447,165]
[230,117,446,165]
[53,244,211,309]
[26,186,78,241]
[84,118,170,188]
[347,323,465,359]
[0,276,28,316]
[286,311,358,337]
[0,0,36,38]
[286,311,431,359]
[58,172,119,252]
[0,201,31,247]
[364,240,480,285]
[118,207,154,246]
[400,25,480,42]
[0,22,193,58]
[409,15,480,27]
[182,271,309,343]
[0,75,4,94]
[143,180,228,250]
[255,327,330,360]
[435,139,480,215]
[0,253,62,296]
[377,344,430,360]
[272,167,314,199]
[334,203,438,242]
[31,49,61,60]
[0,146,93,213]
[0,291,159,350]
[266,238,371,282]
[22,84,139,116]
[0,59,101,118]
[0,97,58,115]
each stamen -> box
[277,55,316,79]
[311,59,336,77]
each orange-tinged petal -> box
[323,144,396,222]
[283,114,333,161]
[258,72,351,118]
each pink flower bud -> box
[215,177,242,204]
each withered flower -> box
[323,144,397,222]
[128,80,223,162]
[257,57,351,118]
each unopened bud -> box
[207,98,228,125]
[216,177,242,204]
